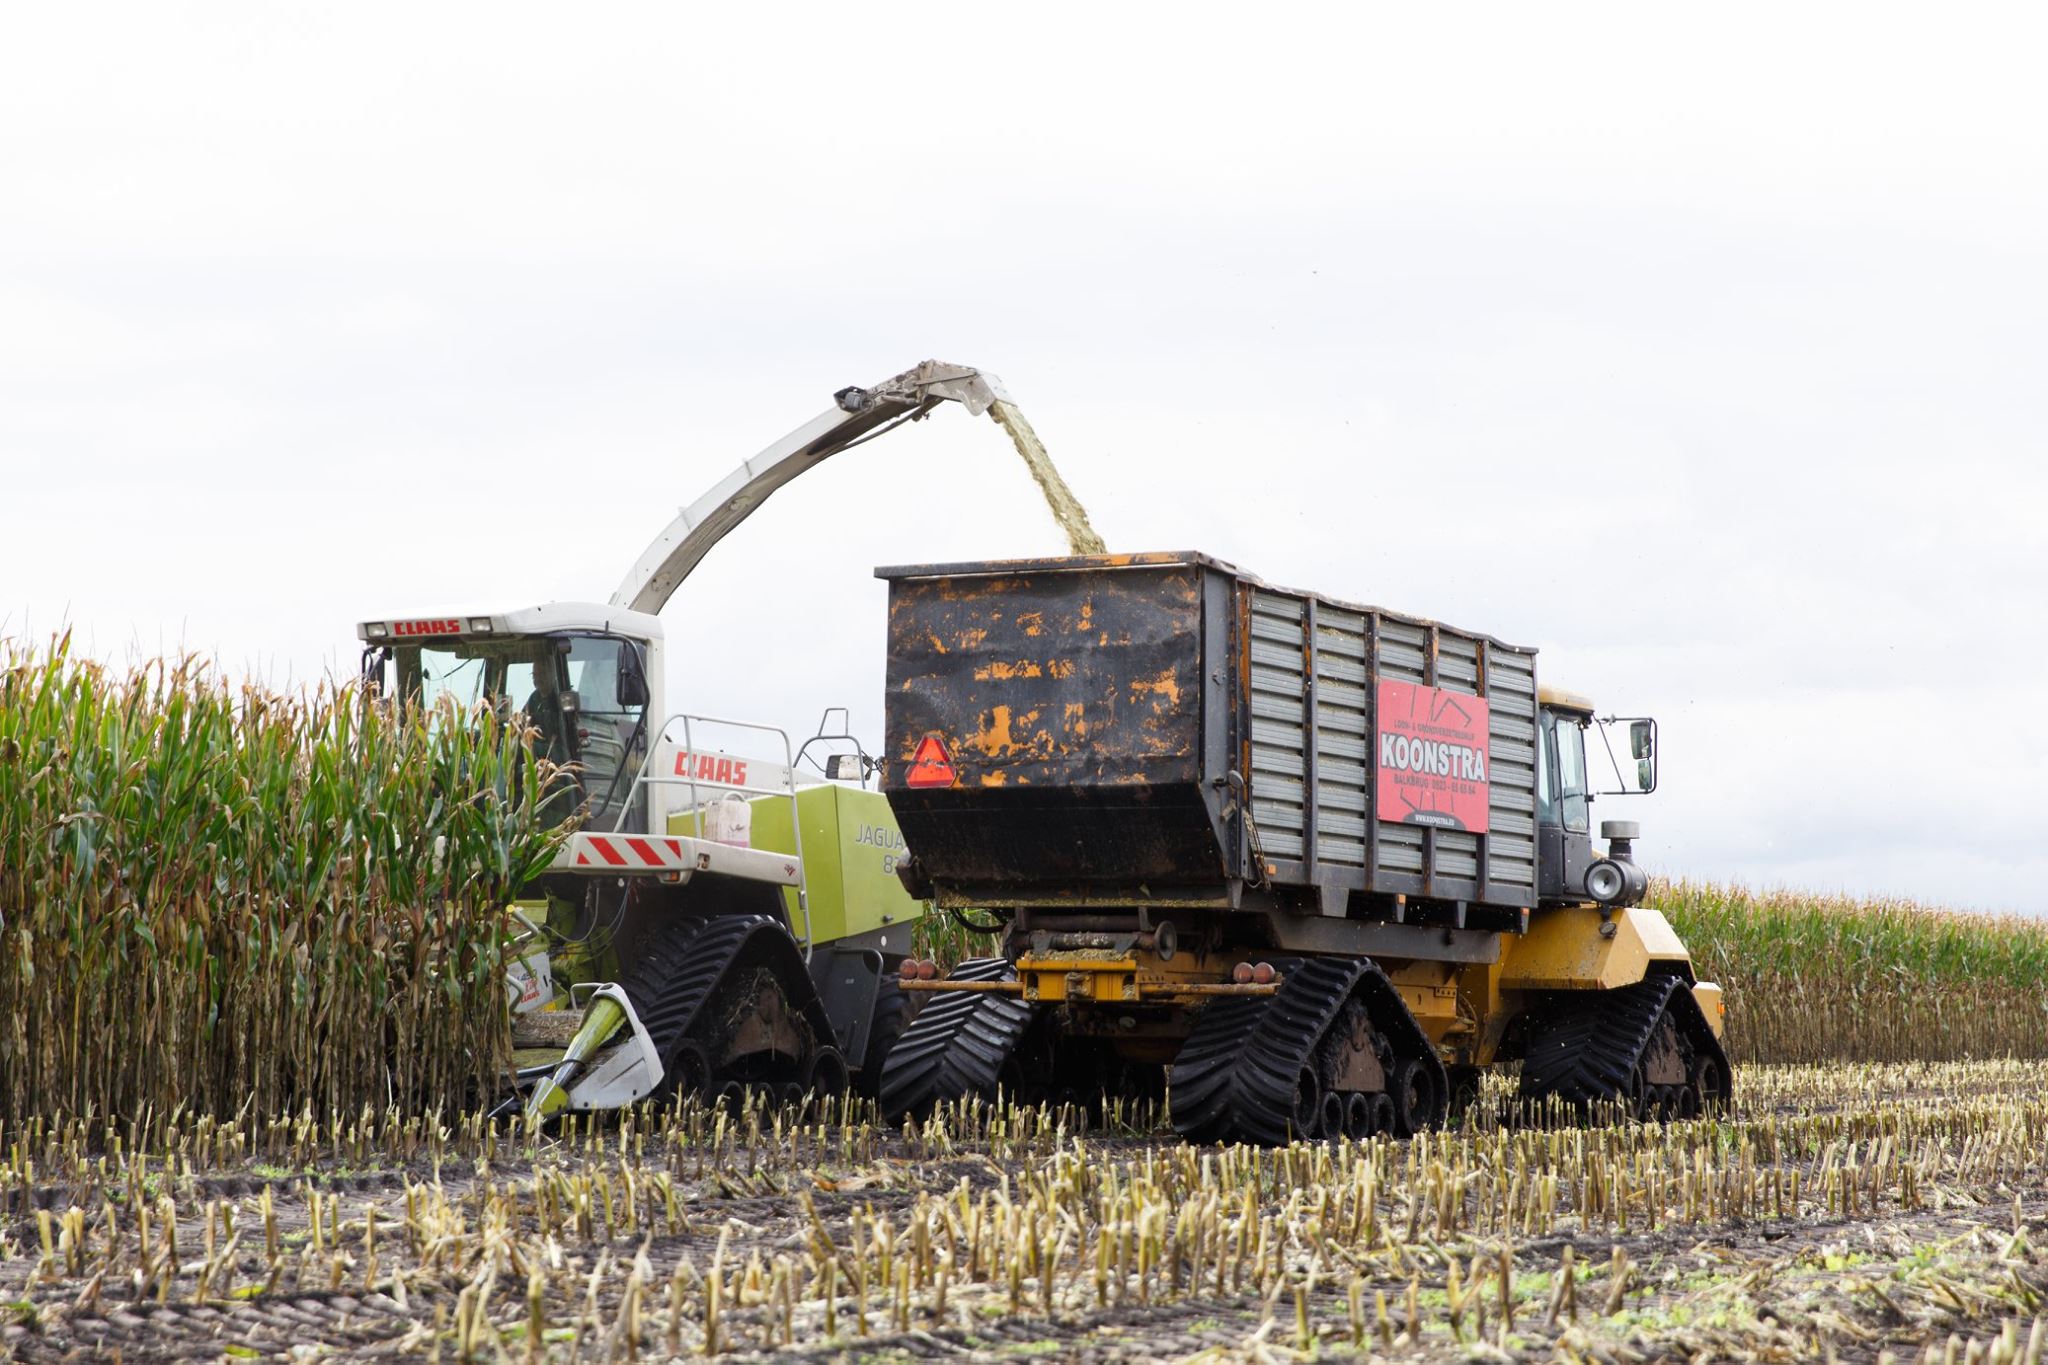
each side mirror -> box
[359,646,390,697]
[1594,715,1657,796]
[1628,719,1656,791]
[826,754,864,782]
[617,644,650,709]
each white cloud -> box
[2,2,2043,910]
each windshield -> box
[396,632,649,830]
[407,637,568,749]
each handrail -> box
[615,712,812,958]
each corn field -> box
[1657,879,2048,1065]
[0,637,564,1125]
[7,633,2048,1359]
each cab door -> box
[1535,706,1597,903]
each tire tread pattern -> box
[1518,976,1732,1109]
[877,959,1036,1120]
[1169,958,1448,1146]
[613,911,836,1082]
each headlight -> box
[1586,859,1627,903]
[1584,857,1648,907]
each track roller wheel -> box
[1622,1067,1648,1119]
[663,1039,712,1101]
[805,1045,849,1101]
[1390,1057,1440,1137]
[997,1047,1051,1109]
[1371,1093,1396,1135]
[1342,1093,1371,1139]
[1694,1054,1729,1110]
[1291,1067,1324,1139]
[1320,1091,1347,1140]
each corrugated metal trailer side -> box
[1241,584,1538,916]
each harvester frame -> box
[356,362,1022,1119]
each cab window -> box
[561,635,650,831]
[1556,715,1590,833]
[395,633,647,830]
[1537,709,1591,833]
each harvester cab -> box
[359,603,661,835]
[1534,687,1656,912]
[355,361,1024,1121]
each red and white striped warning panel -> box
[552,833,801,885]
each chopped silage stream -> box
[8,1063,2048,1361]
[990,399,1105,556]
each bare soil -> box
[6,1061,2048,1362]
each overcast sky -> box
[4,5,2043,911]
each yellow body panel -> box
[1017,954,1139,1003]
[1383,962,1466,1044]
[1630,907,1691,960]
[1536,683,1596,715]
[1692,981,1727,1039]
[1500,905,1694,991]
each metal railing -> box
[616,712,812,956]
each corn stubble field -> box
[9,640,2048,1362]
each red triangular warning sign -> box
[905,733,957,789]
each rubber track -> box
[877,958,1036,1121]
[612,911,836,1081]
[1518,976,1731,1109]
[1170,958,1446,1146]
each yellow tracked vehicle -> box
[875,553,1728,1143]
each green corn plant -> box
[1653,879,2048,1065]
[0,634,569,1124]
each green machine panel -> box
[670,784,927,949]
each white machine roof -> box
[356,601,666,644]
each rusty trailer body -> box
[879,551,1538,924]
[875,551,1730,1145]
